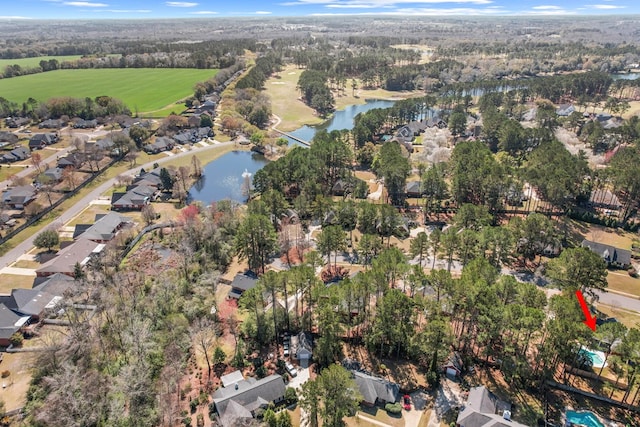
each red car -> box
[403,395,411,410]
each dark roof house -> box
[111,185,155,211]
[212,374,286,427]
[581,239,631,269]
[457,386,527,427]
[36,238,104,277]
[0,289,61,321]
[0,303,30,347]
[40,167,64,183]
[229,272,259,299]
[405,181,422,197]
[73,212,133,242]
[556,104,576,117]
[2,147,30,163]
[2,185,37,209]
[352,371,400,406]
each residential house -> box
[0,303,30,347]
[2,185,37,209]
[331,180,350,197]
[280,208,299,225]
[39,167,64,183]
[187,115,201,128]
[405,181,422,198]
[5,117,30,128]
[294,331,313,368]
[32,272,76,296]
[443,352,464,378]
[581,239,631,269]
[144,137,174,154]
[426,116,447,129]
[456,386,527,427]
[212,373,286,427]
[556,104,576,117]
[73,212,133,243]
[36,238,105,278]
[0,132,19,145]
[352,371,400,407]
[73,118,97,129]
[228,271,259,299]
[0,289,61,322]
[111,185,156,211]
[1,146,30,163]
[589,189,622,211]
[57,152,85,169]
[29,133,58,150]
[173,132,192,145]
[39,119,65,129]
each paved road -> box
[596,290,640,313]
[0,140,235,269]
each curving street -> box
[0,140,235,269]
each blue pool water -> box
[565,410,605,427]
[579,347,607,368]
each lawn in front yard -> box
[605,271,640,297]
[0,274,35,293]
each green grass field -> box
[0,68,218,115]
[0,55,83,69]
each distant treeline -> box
[0,95,130,120]
[0,38,257,79]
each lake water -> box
[285,99,396,144]
[188,151,269,204]
[611,72,640,81]
[189,99,396,203]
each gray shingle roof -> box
[352,371,399,405]
[582,239,631,266]
[0,289,59,317]
[36,238,104,277]
[74,212,131,242]
[457,387,527,427]
[212,374,286,416]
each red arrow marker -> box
[575,290,597,332]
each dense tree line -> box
[297,70,335,116]
[236,55,282,91]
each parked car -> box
[285,361,297,377]
[283,342,290,357]
[403,395,411,411]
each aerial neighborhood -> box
[0,11,639,427]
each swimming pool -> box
[579,347,607,369]
[565,410,605,427]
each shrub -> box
[190,399,198,413]
[8,332,23,347]
[284,387,298,404]
[385,402,402,414]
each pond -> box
[286,99,396,145]
[187,151,269,204]
[189,99,396,203]
[611,72,640,81]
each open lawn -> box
[0,274,34,293]
[0,55,83,69]
[597,304,640,329]
[0,68,218,115]
[605,271,640,296]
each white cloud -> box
[524,9,575,15]
[255,10,273,14]
[189,10,218,14]
[589,4,625,9]
[63,1,108,6]
[165,1,198,7]
[532,5,563,9]
[0,15,33,19]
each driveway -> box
[403,390,429,427]
[287,366,310,390]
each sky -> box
[1,0,639,20]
